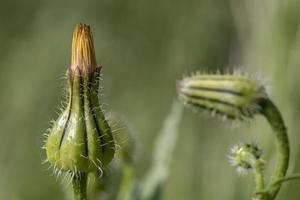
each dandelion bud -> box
[45,24,115,174]
[177,74,267,119]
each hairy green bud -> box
[45,24,115,174]
[177,73,267,119]
[229,142,263,175]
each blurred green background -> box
[1,0,300,199]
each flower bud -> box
[229,142,263,175]
[177,74,267,119]
[45,24,115,174]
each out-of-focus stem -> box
[117,164,136,200]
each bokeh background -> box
[1,0,300,199]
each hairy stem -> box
[259,98,290,199]
[241,152,267,200]
[72,172,88,200]
[252,161,265,191]
[252,162,269,200]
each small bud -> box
[177,73,267,119]
[45,24,115,175]
[229,142,263,175]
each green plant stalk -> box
[72,172,88,200]
[141,101,183,200]
[252,161,265,192]
[238,150,266,199]
[256,173,300,199]
[271,173,300,186]
[259,98,290,199]
[252,161,269,200]
[117,164,136,200]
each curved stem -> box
[259,98,290,199]
[253,165,269,200]
[244,154,268,200]
[252,161,265,191]
[72,172,88,200]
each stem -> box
[252,161,265,191]
[255,173,300,200]
[72,172,88,200]
[254,190,270,200]
[244,153,268,200]
[272,173,300,186]
[259,98,290,199]
[117,164,136,200]
[253,164,269,200]
[141,101,183,200]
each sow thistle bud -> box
[45,24,115,175]
[229,142,263,175]
[177,73,267,119]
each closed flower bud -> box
[229,142,263,175]
[45,24,115,174]
[177,73,267,119]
